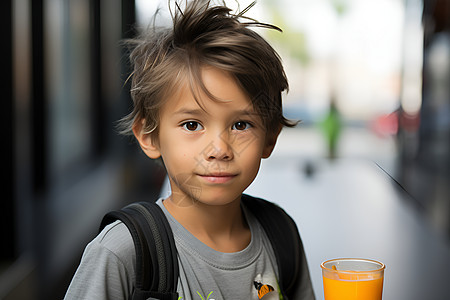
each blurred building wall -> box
[398,0,450,235]
[2,0,166,299]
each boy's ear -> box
[262,126,282,159]
[132,120,161,159]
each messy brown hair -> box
[119,0,296,138]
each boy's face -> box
[135,66,279,207]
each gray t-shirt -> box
[65,199,315,300]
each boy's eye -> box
[182,121,203,131]
[232,121,251,131]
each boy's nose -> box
[203,134,234,161]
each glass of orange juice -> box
[321,258,385,300]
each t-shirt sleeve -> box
[64,221,136,300]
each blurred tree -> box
[264,8,310,66]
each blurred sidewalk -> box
[245,126,450,300]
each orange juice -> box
[321,258,385,300]
[323,276,384,300]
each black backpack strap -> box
[100,202,179,300]
[242,194,309,300]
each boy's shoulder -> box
[93,220,136,265]
[64,221,136,299]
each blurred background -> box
[2,0,450,299]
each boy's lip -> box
[197,173,237,183]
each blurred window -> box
[45,0,93,185]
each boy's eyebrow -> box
[236,109,261,117]
[172,108,205,116]
[172,108,260,117]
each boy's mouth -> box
[197,173,237,183]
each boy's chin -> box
[196,191,243,207]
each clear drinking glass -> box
[321,258,385,300]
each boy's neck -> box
[163,195,251,253]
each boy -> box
[65,1,315,299]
